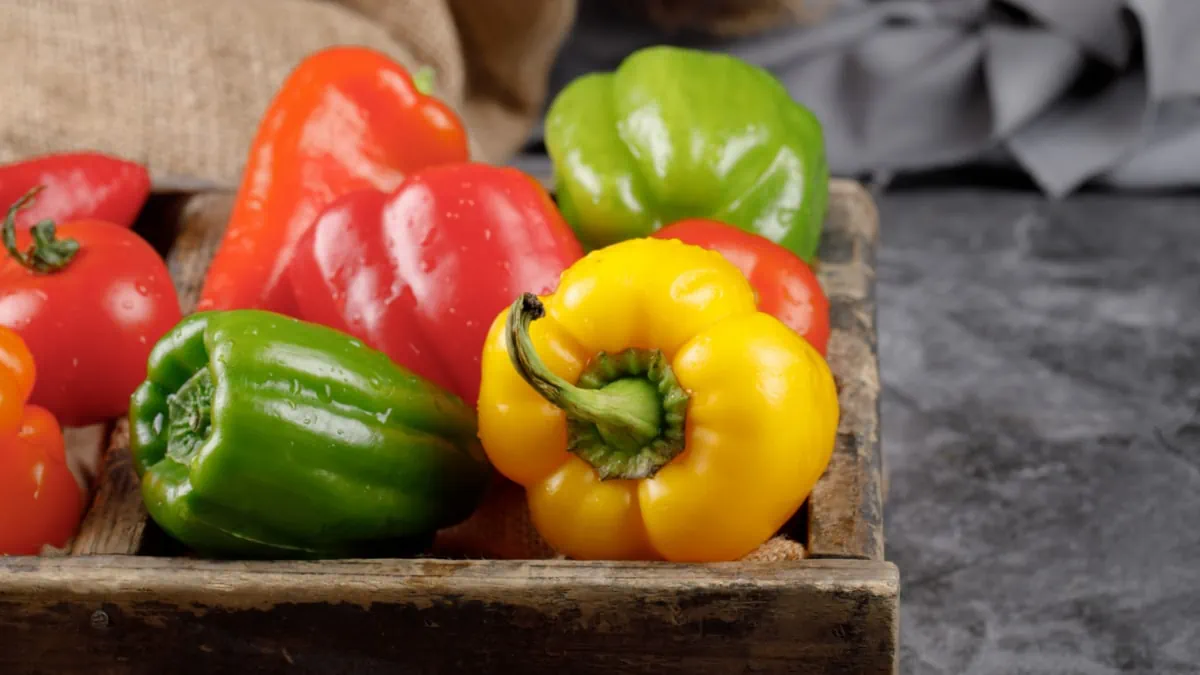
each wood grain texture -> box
[165,193,236,314]
[69,421,144,555]
[0,556,898,675]
[807,179,886,560]
[62,425,107,495]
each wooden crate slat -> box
[69,421,143,555]
[808,180,885,560]
[61,425,107,496]
[0,556,899,674]
[164,192,236,314]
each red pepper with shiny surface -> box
[197,47,470,317]
[652,218,830,356]
[0,152,151,231]
[289,163,583,405]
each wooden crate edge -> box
[0,556,898,674]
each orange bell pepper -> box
[197,46,470,316]
[0,327,82,555]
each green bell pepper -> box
[128,309,491,559]
[545,45,829,261]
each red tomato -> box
[652,219,831,356]
[0,191,182,427]
[0,326,82,554]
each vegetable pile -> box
[0,44,839,562]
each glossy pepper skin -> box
[544,45,829,261]
[0,327,82,555]
[0,152,151,232]
[477,238,839,562]
[289,163,583,405]
[652,219,830,356]
[129,310,491,559]
[197,47,470,317]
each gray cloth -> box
[523,0,1200,196]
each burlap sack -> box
[0,0,576,189]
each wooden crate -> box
[0,178,895,674]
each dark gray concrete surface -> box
[876,189,1200,674]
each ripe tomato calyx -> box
[3,186,81,274]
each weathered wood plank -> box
[163,192,234,313]
[0,556,898,674]
[69,421,144,555]
[68,192,231,556]
[62,425,107,496]
[808,179,885,560]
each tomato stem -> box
[2,186,81,274]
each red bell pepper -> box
[0,326,82,555]
[197,46,470,317]
[0,152,151,231]
[652,219,830,356]
[288,163,583,405]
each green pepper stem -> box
[505,293,690,480]
[413,67,437,97]
[2,186,80,274]
[165,368,216,465]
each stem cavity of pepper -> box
[504,293,690,481]
[165,368,216,465]
[2,186,81,274]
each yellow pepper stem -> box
[505,293,690,480]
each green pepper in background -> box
[545,45,829,262]
[128,309,491,559]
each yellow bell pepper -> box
[477,238,839,562]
